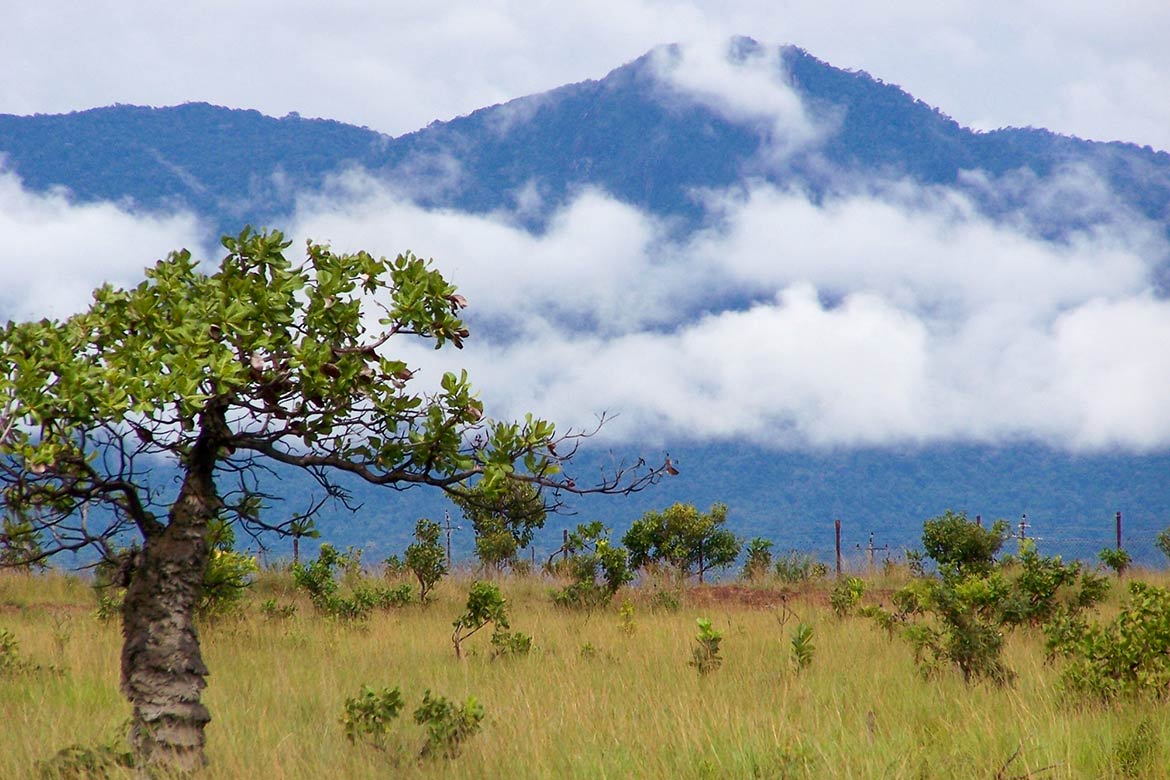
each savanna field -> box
[2,558,1170,780]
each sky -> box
[3,2,1170,454]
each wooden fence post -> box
[835,519,842,578]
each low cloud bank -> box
[3,145,1167,453]
[287,164,1170,452]
[0,171,209,321]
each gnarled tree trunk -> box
[121,438,218,773]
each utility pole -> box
[443,511,456,569]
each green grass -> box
[2,569,1169,779]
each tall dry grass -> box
[2,568,1168,779]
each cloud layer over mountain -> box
[2,39,1167,454]
[0,173,210,321]
[284,164,1170,452]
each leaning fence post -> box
[834,519,842,578]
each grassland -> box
[1,567,1168,779]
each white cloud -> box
[4,134,1167,455]
[0,172,209,322]
[284,167,1170,452]
[648,39,828,161]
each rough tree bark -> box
[120,431,218,772]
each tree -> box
[921,510,1008,576]
[623,502,741,583]
[450,478,546,572]
[0,508,44,569]
[0,228,666,772]
[404,518,447,603]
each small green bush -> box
[742,538,774,581]
[648,588,681,613]
[773,550,828,584]
[618,600,637,635]
[293,544,411,621]
[829,576,865,617]
[1046,580,1170,700]
[1098,547,1132,578]
[1112,719,1161,779]
[1156,527,1170,563]
[341,685,404,751]
[490,627,533,658]
[550,522,632,610]
[452,581,510,659]
[414,690,485,759]
[790,623,814,672]
[689,618,723,675]
[259,599,297,620]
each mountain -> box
[3,38,1170,567]
[3,39,1168,237]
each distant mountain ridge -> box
[2,40,1167,239]
[3,38,1170,565]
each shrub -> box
[618,600,637,635]
[1098,547,1132,578]
[293,544,411,620]
[742,538,773,581]
[829,576,865,617]
[1156,527,1170,563]
[550,521,632,610]
[790,623,814,672]
[490,628,533,659]
[773,550,828,584]
[1046,580,1170,700]
[452,581,509,659]
[451,479,545,573]
[867,540,1110,687]
[648,588,681,612]
[341,685,404,751]
[689,618,723,675]
[997,541,1109,627]
[259,599,297,620]
[414,690,485,759]
[0,627,27,675]
[0,511,45,570]
[900,572,1015,686]
[200,547,259,618]
[1112,719,1160,779]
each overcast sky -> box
[3,1,1169,150]
[3,3,1170,454]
